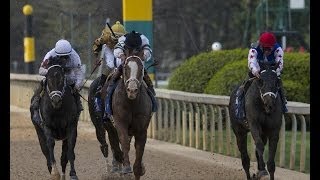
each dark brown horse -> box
[87,73,124,173]
[229,63,283,180]
[30,56,79,180]
[101,49,153,180]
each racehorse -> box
[100,49,153,180]
[87,73,124,173]
[30,56,80,180]
[229,63,283,180]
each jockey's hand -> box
[41,59,49,68]
[120,54,126,63]
[252,69,260,78]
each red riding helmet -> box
[259,32,276,48]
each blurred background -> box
[10,0,310,83]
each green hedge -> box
[167,49,248,93]
[204,59,248,95]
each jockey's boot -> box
[106,64,123,95]
[30,79,46,125]
[235,75,255,129]
[95,74,108,98]
[104,65,123,117]
[143,69,156,96]
[278,78,288,113]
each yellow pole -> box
[22,4,36,74]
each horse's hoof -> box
[257,170,269,180]
[60,174,65,180]
[141,163,146,176]
[70,175,79,180]
[122,165,133,174]
[111,165,122,173]
[50,173,60,180]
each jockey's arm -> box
[274,47,284,76]
[114,36,126,63]
[248,48,260,77]
[70,51,84,90]
[39,49,55,76]
[140,34,152,62]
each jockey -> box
[92,21,127,97]
[104,30,155,117]
[236,32,288,126]
[30,39,84,116]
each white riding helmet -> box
[55,39,72,56]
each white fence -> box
[10,73,310,173]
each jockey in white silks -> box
[30,39,84,122]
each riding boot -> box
[104,64,123,119]
[143,69,156,96]
[278,78,288,113]
[235,74,255,129]
[95,74,108,98]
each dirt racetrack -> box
[10,105,310,180]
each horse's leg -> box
[254,134,269,179]
[42,127,60,180]
[267,134,280,180]
[91,115,110,172]
[116,124,132,174]
[67,126,78,180]
[33,124,52,173]
[234,129,251,180]
[133,132,147,180]
[104,120,123,172]
[60,139,68,180]
[250,125,268,178]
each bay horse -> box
[30,56,80,180]
[229,63,283,180]
[100,49,153,180]
[87,73,124,173]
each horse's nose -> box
[127,87,138,94]
[52,96,61,104]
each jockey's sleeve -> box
[274,47,284,76]
[248,48,260,74]
[39,49,55,76]
[113,36,126,59]
[104,45,116,69]
[70,50,84,89]
[140,34,152,62]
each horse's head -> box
[45,56,67,109]
[256,63,280,114]
[122,49,144,100]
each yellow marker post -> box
[22,4,36,74]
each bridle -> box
[46,65,66,100]
[124,55,144,86]
[259,69,278,100]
